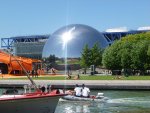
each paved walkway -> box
[1,80,150,85]
[1,80,150,90]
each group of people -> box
[31,69,39,78]
[74,84,90,97]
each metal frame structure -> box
[1,38,14,49]
[102,30,150,44]
[1,35,49,59]
[1,35,49,49]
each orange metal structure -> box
[0,50,41,74]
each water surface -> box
[1,89,150,113]
[56,90,150,113]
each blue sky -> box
[0,0,150,45]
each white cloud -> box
[105,27,128,32]
[137,26,150,30]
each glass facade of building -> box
[14,42,45,59]
[7,35,50,59]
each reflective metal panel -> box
[42,24,108,58]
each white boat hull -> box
[0,95,62,113]
[61,95,108,102]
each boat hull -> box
[61,95,108,102]
[0,95,61,113]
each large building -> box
[1,35,49,59]
[1,25,150,59]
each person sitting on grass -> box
[66,74,71,79]
[114,75,123,79]
[73,74,80,80]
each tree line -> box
[102,32,150,75]
[80,32,150,75]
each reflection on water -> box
[56,102,99,113]
[56,90,150,113]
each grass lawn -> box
[1,75,150,80]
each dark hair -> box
[76,84,79,87]
[82,84,85,87]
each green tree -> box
[90,42,103,69]
[102,41,122,70]
[80,44,91,74]
[147,45,150,70]
[148,46,150,56]
[80,43,103,74]
[102,32,150,75]
[43,54,56,68]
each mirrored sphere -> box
[42,24,109,58]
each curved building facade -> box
[42,24,109,58]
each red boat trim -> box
[0,94,66,101]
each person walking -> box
[31,70,34,77]
[35,70,38,78]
